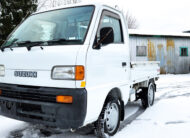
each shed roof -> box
[129,29,190,38]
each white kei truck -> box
[0,2,159,137]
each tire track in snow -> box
[118,108,145,132]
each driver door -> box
[86,10,129,92]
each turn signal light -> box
[56,96,73,104]
[75,66,85,80]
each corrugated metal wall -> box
[129,35,190,74]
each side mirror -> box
[100,27,114,45]
[93,27,114,49]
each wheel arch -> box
[104,88,125,121]
[149,78,155,84]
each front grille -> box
[1,90,56,103]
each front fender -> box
[83,83,130,125]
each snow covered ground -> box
[115,74,190,138]
[1,74,190,138]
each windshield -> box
[2,6,94,48]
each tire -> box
[95,97,121,137]
[141,83,155,109]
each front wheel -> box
[141,83,155,108]
[95,98,121,137]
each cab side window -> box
[97,13,123,44]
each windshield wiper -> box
[1,39,83,52]
[15,39,72,51]
[47,38,67,43]
[47,38,82,45]
[16,41,46,51]
[1,38,19,52]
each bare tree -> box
[126,12,138,29]
[37,0,81,11]
[63,0,80,5]
[37,0,46,11]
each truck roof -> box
[34,2,121,15]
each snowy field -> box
[1,74,190,138]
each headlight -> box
[52,66,75,80]
[0,65,5,77]
[52,66,84,80]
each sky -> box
[88,0,190,33]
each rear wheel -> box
[95,97,121,137]
[141,83,155,108]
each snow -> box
[129,29,190,38]
[0,116,26,138]
[1,74,190,138]
[115,97,190,138]
[115,74,190,138]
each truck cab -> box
[0,2,159,136]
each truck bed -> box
[130,61,160,84]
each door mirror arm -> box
[93,36,101,50]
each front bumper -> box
[0,83,87,129]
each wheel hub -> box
[104,103,119,133]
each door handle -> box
[122,62,127,67]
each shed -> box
[129,29,190,74]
